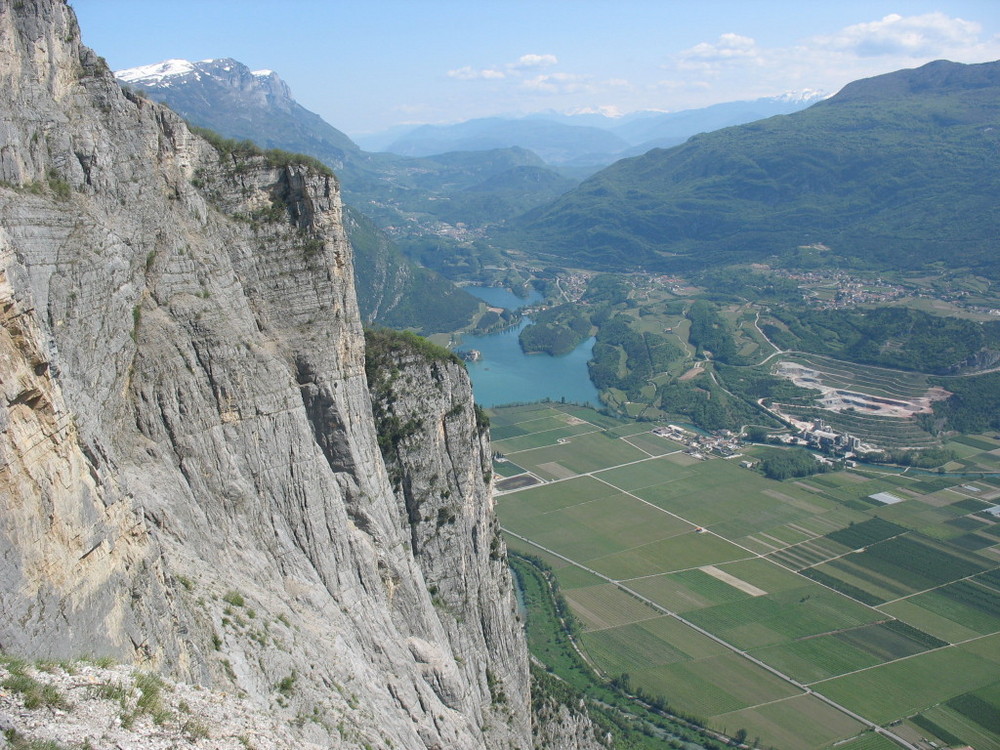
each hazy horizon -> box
[72,1,1000,138]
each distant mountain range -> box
[381,117,631,166]
[118,59,824,171]
[116,57,578,223]
[608,92,827,155]
[507,60,1000,275]
[115,56,997,286]
[364,93,825,165]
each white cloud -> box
[447,53,557,83]
[447,66,505,80]
[510,53,558,70]
[676,33,764,72]
[652,12,1000,110]
[447,52,590,96]
[814,12,981,58]
[521,72,592,94]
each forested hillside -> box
[508,60,1000,276]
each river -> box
[458,286,601,408]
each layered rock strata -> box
[0,1,533,747]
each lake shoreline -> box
[459,286,601,408]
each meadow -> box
[493,403,1000,750]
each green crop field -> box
[908,680,1000,749]
[594,456,691,492]
[485,402,554,427]
[625,569,752,613]
[717,557,815,592]
[767,536,853,570]
[502,432,649,479]
[492,458,525,477]
[912,701,1000,750]
[499,475,619,519]
[896,583,1000,635]
[815,634,1000,724]
[582,619,711,674]
[715,694,870,750]
[547,564,604,590]
[879,598,983,643]
[491,403,1000,749]
[503,491,695,565]
[564,583,661,631]
[647,651,801,717]
[618,430,687,456]
[589,531,750,580]
[492,422,597,453]
[681,586,880,650]
[583,614,731,667]
[749,634,883,683]
[837,734,901,750]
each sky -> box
[71,1,1000,137]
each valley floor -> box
[492,403,1000,750]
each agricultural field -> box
[492,403,1000,750]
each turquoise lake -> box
[462,284,543,310]
[459,287,601,408]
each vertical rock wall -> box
[366,331,531,746]
[0,1,536,747]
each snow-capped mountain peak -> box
[114,58,293,103]
[115,58,196,84]
[768,89,827,104]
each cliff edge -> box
[0,1,536,747]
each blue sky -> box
[71,1,1000,137]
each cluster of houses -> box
[555,272,592,302]
[652,416,885,469]
[773,269,907,309]
[652,424,743,459]
[649,274,692,297]
[380,214,484,243]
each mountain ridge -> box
[117,56,486,331]
[115,56,582,297]
[384,116,631,165]
[117,56,360,164]
[507,59,1000,274]
[354,93,825,160]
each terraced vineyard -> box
[779,354,933,400]
[771,405,938,448]
[761,352,950,449]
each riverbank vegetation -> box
[511,552,727,750]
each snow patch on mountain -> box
[115,58,197,84]
[767,88,828,103]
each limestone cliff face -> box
[366,331,530,746]
[0,1,531,747]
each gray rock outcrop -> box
[0,1,538,747]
